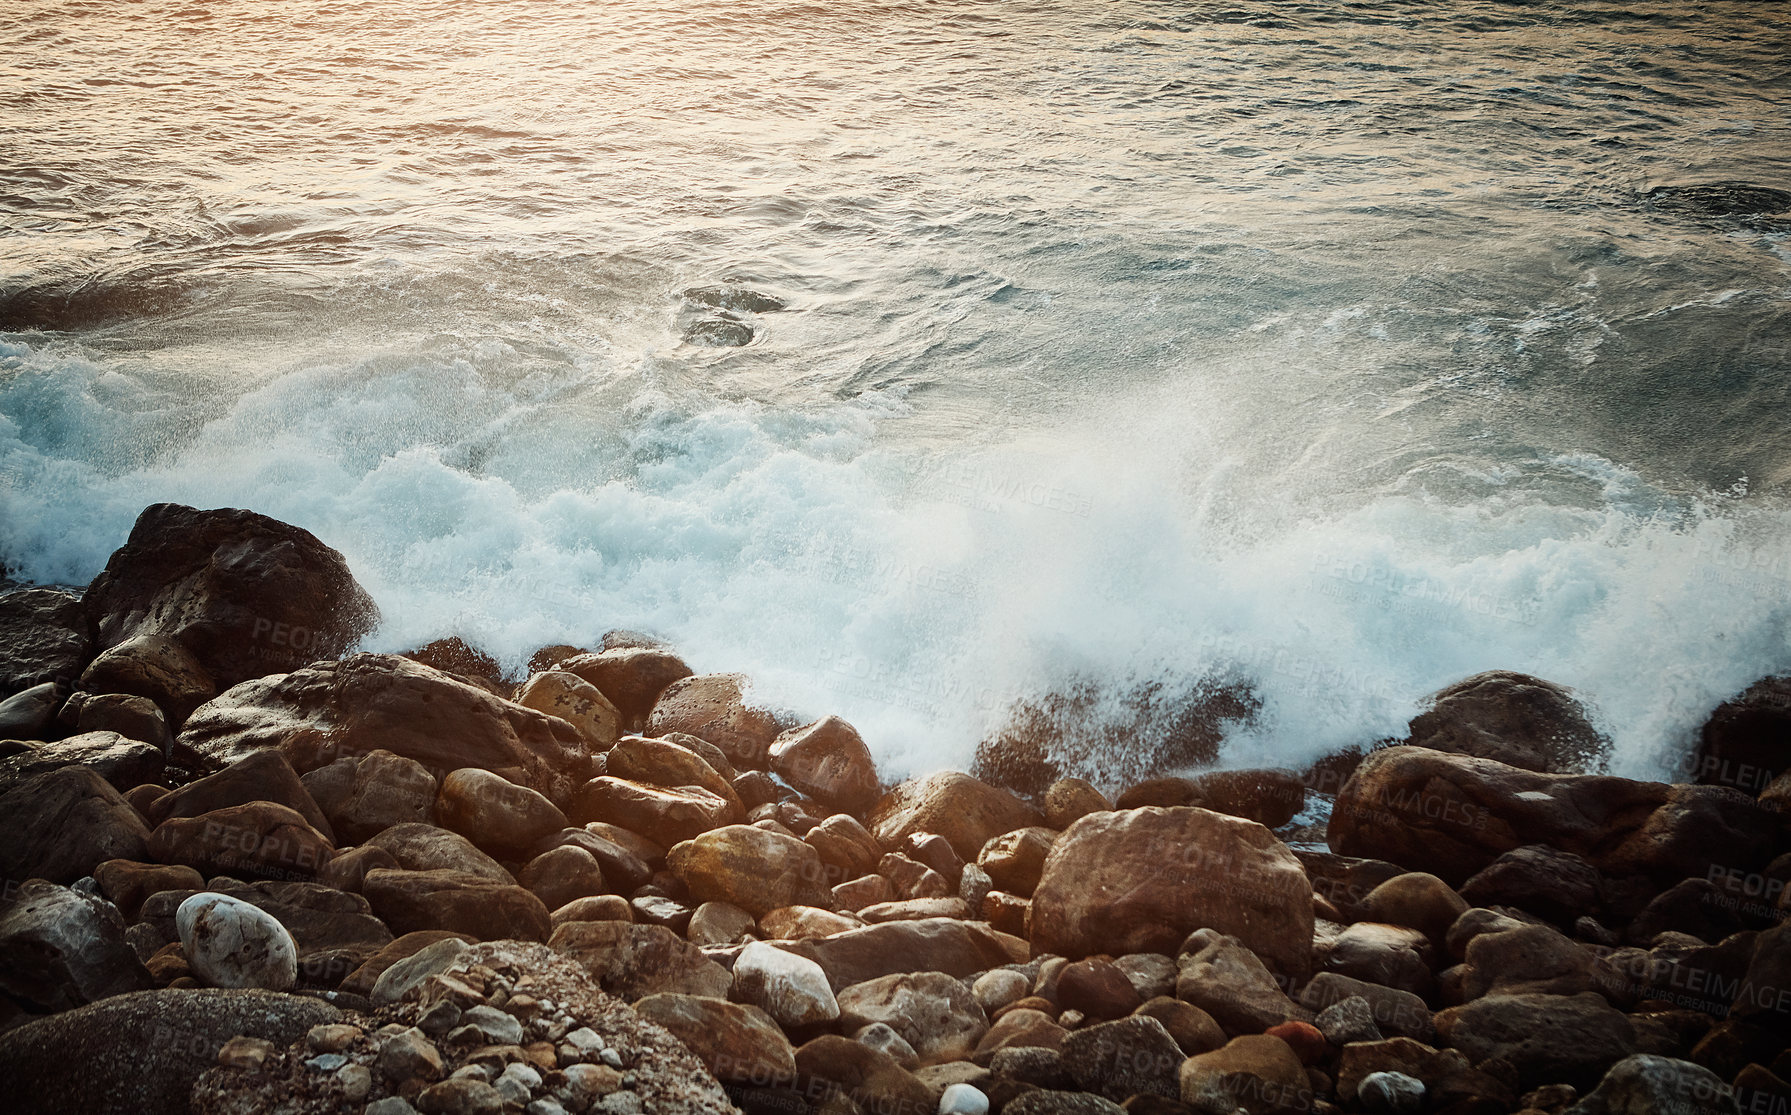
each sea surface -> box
[3,0,1789,782]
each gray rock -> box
[1564,1054,1738,1115]
[0,681,61,740]
[0,731,165,796]
[373,937,472,1007]
[1360,1070,1427,1115]
[176,891,298,990]
[0,879,152,1013]
[460,1003,524,1044]
[1315,994,1383,1045]
[0,587,89,697]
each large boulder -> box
[775,918,1024,992]
[769,716,881,817]
[1175,931,1314,1035]
[1405,671,1609,773]
[1031,806,1312,977]
[77,635,216,728]
[1328,746,1777,887]
[0,766,150,884]
[82,503,377,692]
[606,735,740,806]
[0,880,152,1015]
[645,673,782,770]
[177,653,591,803]
[557,647,692,726]
[837,971,989,1065]
[869,771,1044,863]
[1692,676,1791,794]
[301,748,436,843]
[0,732,164,796]
[732,941,840,1028]
[513,670,622,753]
[547,920,731,1000]
[435,767,569,859]
[360,869,550,941]
[0,988,341,1115]
[147,801,335,881]
[569,777,738,847]
[0,681,61,740]
[146,747,333,840]
[1434,992,1638,1091]
[666,824,833,917]
[1564,1055,1739,1115]
[0,587,89,698]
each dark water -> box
[3,0,1789,779]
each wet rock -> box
[0,586,89,698]
[362,869,550,941]
[437,767,569,860]
[1405,671,1609,773]
[1060,1015,1182,1102]
[365,823,515,882]
[303,749,437,844]
[91,860,204,920]
[666,824,833,917]
[760,905,862,940]
[1326,921,1435,999]
[978,827,1057,898]
[402,636,507,694]
[796,1033,938,1112]
[554,647,692,727]
[1034,807,1312,978]
[148,800,335,880]
[0,731,164,795]
[537,827,655,892]
[515,671,622,752]
[1563,1053,1737,1115]
[549,920,731,1000]
[732,941,840,1027]
[0,879,152,1013]
[1133,996,1226,1056]
[66,694,173,753]
[683,285,788,314]
[870,771,1044,863]
[1175,931,1313,1035]
[606,735,742,809]
[805,814,883,881]
[1461,923,1595,999]
[83,503,377,692]
[1358,1070,1426,1115]
[1178,1034,1309,1115]
[178,653,589,804]
[837,970,989,1065]
[78,634,217,728]
[774,917,1023,992]
[632,993,795,1085]
[769,716,880,817]
[550,894,634,931]
[1730,920,1791,1028]
[0,680,61,740]
[176,891,297,990]
[1460,845,1604,927]
[645,673,781,770]
[1435,992,1638,1091]
[148,747,334,840]
[1041,779,1110,830]
[570,777,738,847]
[1314,995,1382,1045]
[519,845,608,911]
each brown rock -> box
[1462,924,1596,999]
[859,897,971,923]
[557,647,693,726]
[833,873,896,912]
[401,636,507,694]
[569,777,738,847]
[973,1007,1067,1062]
[1057,958,1143,1021]
[1043,778,1111,831]
[550,894,633,931]
[360,868,550,941]
[1435,992,1638,1091]
[513,670,622,753]
[1134,996,1226,1055]
[687,900,756,945]
[978,827,1057,898]
[880,851,951,900]
[519,845,608,910]
[1175,931,1314,1035]
[65,695,173,755]
[364,822,514,882]
[606,735,741,807]
[304,749,437,844]
[1326,921,1436,999]
[147,748,333,840]
[92,860,204,920]
[1299,971,1435,1042]
[666,824,832,917]
[806,814,882,884]
[0,732,165,796]
[760,906,862,940]
[1032,807,1312,977]
[769,716,881,816]
[1178,1035,1309,1115]
[316,844,399,893]
[1690,675,1791,794]
[0,587,89,699]
[1406,671,1609,773]
[632,993,796,1086]
[838,971,989,1065]
[1359,871,1471,947]
[147,801,334,880]
[339,930,474,996]
[1459,845,1604,927]
[436,767,569,859]
[795,1034,939,1115]
[548,920,730,1000]
[775,917,1025,992]
[77,634,217,728]
[644,673,781,769]
[984,891,1032,937]
[869,771,1044,863]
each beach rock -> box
[175,891,297,990]
[1329,746,1775,887]
[148,801,334,880]
[0,680,61,740]
[1460,844,1604,926]
[177,653,589,803]
[436,767,569,859]
[557,647,693,725]
[1134,996,1227,1055]
[1325,921,1435,999]
[1358,871,1470,946]
[1171,768,1308,828]
[1113,953,1178,1003]
[1060,1014,1183,1102]
[1314,995,1382,1045]
[686,901,754,946]
[632,993,795,1085]
[1692,676,1791,794]
[361,869,550,941]
[0,879,152,1014]
[148,747,333,839]
[519,845,608,910]
[1004,1093,1125,1115]
[861,896,970,923]
[1056,957,1142,1021]
[570,777,737,847]
[1299,972,1434,1042]
[83,503,377,692]
[1406,671,1608,773]
[0,586,89,698]
[795,1034,938,1114]
[760,905,862,940]
[606,735,741,806]
[77,634,216,728]
[402,635,506,693]
[0,765,150,883]
[92,860,203,920]
[870,771,1044,863]
[978,827,1057,898]
[666,824,832,917]
[732,941,840,1027]
[363,936,471,1004]
[1563,1053,1736,1115]
[774,918,1023,992]
[514,670,622,752]
[0,986,341,1115]
[769,716,880,816]
[1358,1070,1426,1115]
[1032,806,1312,977]
[644,673,781,770]
[305,749,437,843]
[66,693,172,751]
[973,1007,1067,1063]
[1039,778,1106,828]
[550,894,633,931]
[1178,1034,1309,1115]
[549,920,731,1000]
[365,823,514,882]
[537,827,655,892]
[838,971,989,1065]
[1461,923,1595,999]
[1435,992,1637,1090]
[1730,920,1791,1027]
[805,813,882,882]
[0,731,164,795]
[1175,932,1313,1035]
[834,873,896,913]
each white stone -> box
[970,969,1029,1014]
[939,1083,990,1115]
[175,892,297,991]
[1359,1071,1426,1115]
[730,941,840,1027]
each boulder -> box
[175,892,297,990]
[0,587,89,698]
[1730,920,1791,1028]
[514,670,621,753]
[557,647,692,726]
[364,823,513,882]
[1461,924,1596,999]
[401,635,507,694]
[1564,1054,1738,1115]
[0,731,164,795]
[732,940,840,1027]
[1056,957,1142,1021]
[1175,931,1313,1035]
[177,653,590,803]
[345,933,470,1001]
[360,868,550,941]
[1032,807,1312,977]
[435,767,569,859]
[775,918,1024,992]
[548,920,731,1000]
[1460,845,1604,927]
[760,905,862,940]
[1004,1092,1125,1114]
[1325,921,1435,999]
[805,814,882,883]
[869,771,1043,862]
[1134,996,1227,1056]
[1405,671,1609,773]
[92,860,204,920]
[631,993,795,1087]
[549,895,633,931]
[1042,778,1110,830]
[769,716,881,816]
[0,987,341,1115]
[1178,1034,1310,1115]
[0,880,152,1014]
[861,897,971,923]
[1358,872,1469,947]
[978,827,1057,898]
[1118,769,1306,828]
[140,878,392,969]
[305,749,436,843]
[1435,992,1638,1090]
[606,735,741,806]
[0,681,61,740]
[687,901,755,946]
[537,827,655,892]
[973,1007,1068,1062]
[147,748,333,840]
[82,503,377,692]
[795,1034,939,1115]
[77,634,217,729]
[147,801,334,880]
[666,824,832,917]
[0,766,150,883]
[67,692,172,749]
[838,971,989,1065]
[645,673,781,769]
[1692,676,1791,794]
[1299,972,1434,1042]
[519,845,608,911]
[1328,746,1776,887]
[1060,1015,1183,1103]
[569,777,737,847]
[1295,850,1409,923]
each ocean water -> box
[2,0,1789,784]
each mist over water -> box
[3,0,1789,784]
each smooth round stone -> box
[939,1083,990,1115]
[175,891,298,990]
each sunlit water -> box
[3,0,1790,783]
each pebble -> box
[1359,1070,1426,1115]
[1315,995,1383,1046]
[340,1063,373,1102]
[462,1004,525,1044]
[377,1026,444,1084]
[307,1023,362,1053]
[305,1053,348,1072]
[216,1036,276,1071]
[599,1048,623,1069]
[417,1077,505,1115]
[939,1083,991,1115]
[595,1094,643,1115]
[419,999,463,1036]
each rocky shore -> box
[0,502,1788,1115]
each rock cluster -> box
[1,503,1788,1115]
